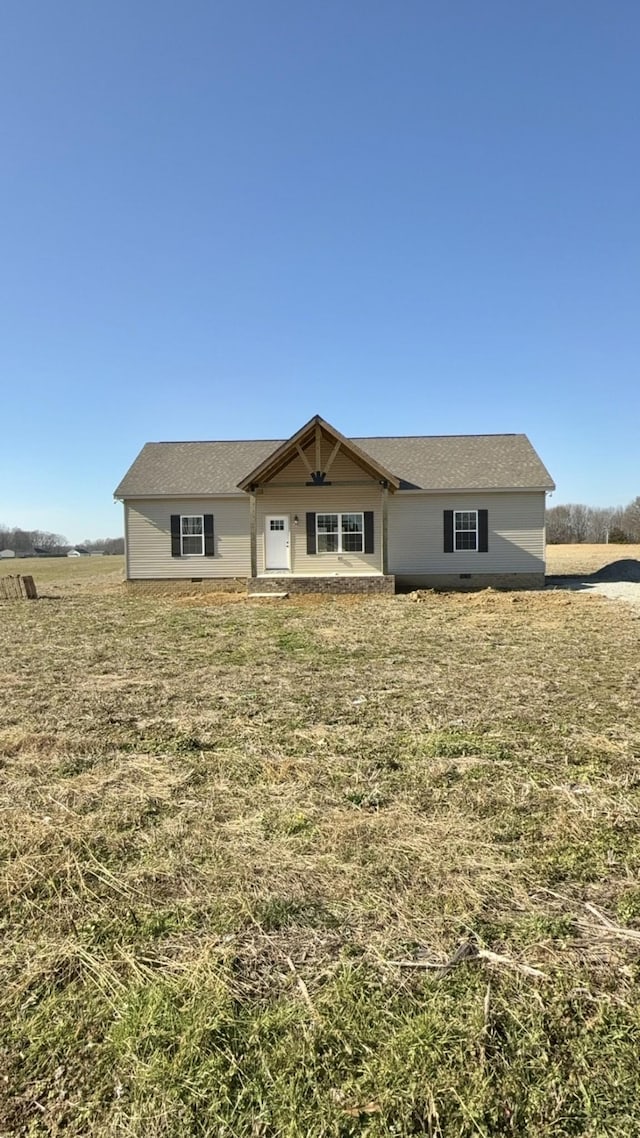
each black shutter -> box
[170,514,181,557]
[444,510,454,553]
[204,514,215,556]
[306,513,316,554]
[364,511,374,554]
[478,509,489,553]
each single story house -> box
[114,414,555,593]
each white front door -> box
[265,516,290,571]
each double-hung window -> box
[181,515,204,555]
[316,512,364,554]
[454,510,478,551]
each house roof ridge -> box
[147,431,525,446]
[353,432,523,440]
[148,438,284,445]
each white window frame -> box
[316,512,364,554]
[180,514,205,556]
[454,510,478,552]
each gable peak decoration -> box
[237,414,400,493]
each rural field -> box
[2,551,640,1136]
[546,543,640,576]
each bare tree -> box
[622,497,640,542]
[546,505,572,543]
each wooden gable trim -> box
[237,414,400,492]
[295,443,313,475]
[323,438,342,476]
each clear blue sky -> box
[1,1,639,541]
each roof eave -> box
[396,483,556,494]
[114,483,555,499]
[114,490,245,500]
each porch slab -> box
[247,575,395,596]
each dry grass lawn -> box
[0,555,125,593]
[2,555,640,1136]
[546,543,640,576]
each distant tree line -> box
[0,525,124,556]
[0,526,69,555]
[547,496,640,544]
[78,537,125,555]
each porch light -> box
[293,515,299,526]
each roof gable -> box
[236,415,400,492]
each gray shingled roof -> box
[114,433,554,497]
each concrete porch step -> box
[247,591,289,599]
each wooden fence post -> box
[22,576,38,599]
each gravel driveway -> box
[572,580,640,607]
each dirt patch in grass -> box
[2,584,640,1135]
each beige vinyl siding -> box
[257,486,383,575]
[124,498,250,579]
[387,491,546,574]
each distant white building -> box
[0,549,16,558]
[67,550,82,557]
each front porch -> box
[239,415,399,583]
[247,574,396,595]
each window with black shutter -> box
[170,514,214,556]
[444,510,489,553]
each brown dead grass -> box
[0,554,125,594]
[546,543,640,575]
[2,573,640,1135]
